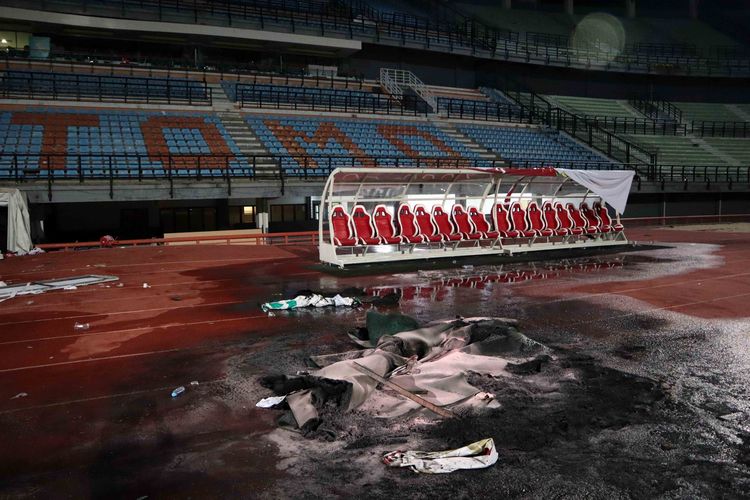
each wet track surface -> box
[1,228,749,498]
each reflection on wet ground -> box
[366,256,628,301]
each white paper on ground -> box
[256,395,287,408]
[383,438,498,474]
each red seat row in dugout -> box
[330,200,623,247]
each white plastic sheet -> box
[383,438,498,474]
[0,188,32,254]
[557,169,635,214]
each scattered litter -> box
[383,438,498,474]
[261,293,360,312]
[170,296,183,301]
[10,392,28,400]
[92,263,107,268]
[26,300,34,305]
[462,265,474,270]
[170,386,185,398]
[256,395,287,408]
[189,381,199,386]
[0,275,119,300]
[27,247,45,255]
[116,283,124,288]
[142,283,151,289]
[73,322,90,331]
[0,281,6,287]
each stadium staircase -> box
[217,112,278,178]
[209,82,278,177]
[380,68,437,112]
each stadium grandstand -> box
[0,0,746,242]
[2,1,750,496]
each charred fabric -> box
[258,314,549,434]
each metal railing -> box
[9,0,750,77]
[2,153,746,183]
[379,68,437,112]
[36,230,323,251]
[629,97,682,122]
[0,70,212,105]
[690,120,750,138]
[438,98,526,123]
[583,116,686,135]
[235,84,430,115]
[499,85,658,177]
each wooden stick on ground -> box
[352,362,456,419]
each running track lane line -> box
[0,313,269,345]
[0,378,228,416]
[0,271,321,314]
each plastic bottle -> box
[74,322,90,331]
[171,386,185,398]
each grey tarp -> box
[261,317,547,430]
[0,188,32,254]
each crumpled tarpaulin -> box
[261,293,360,312]
[260,316,547,431]
[383,438,498,474]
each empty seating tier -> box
[222,81,415,114]
[0,109,250,178]
[0,71,210,105]
[457,124,612,167]
[246,115,481,175]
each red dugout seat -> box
[451,205,483,240]
[555,203,584,235]
[330,205,357,246]
[581,202,610,233]
[509,202,537,237]
[526,202,554,237]
[397,204,426,244]
[542,202,567,236]
[567,203,598,234]
[372,205,402,244]
[351,205,381,245]
[594,201,624,232]
[432,206,462,242]
[413,204,443,242]
[492,204,521,238]
[468,207,499,239]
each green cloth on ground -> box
[366,311,420,344]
